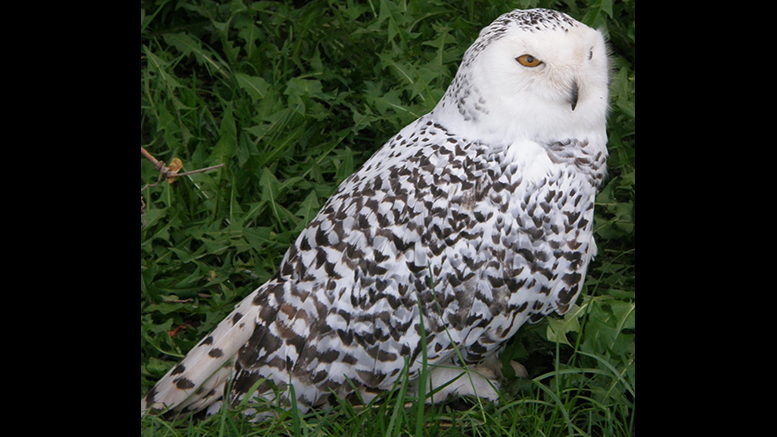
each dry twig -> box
[140,146,225,229]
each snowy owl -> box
[142,8,609,419]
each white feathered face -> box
[471,18,609,140]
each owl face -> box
[471,16,609,141]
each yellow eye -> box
[517,55,542,67]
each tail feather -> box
[141,287,265,417]
[176,363,233,414]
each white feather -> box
[141,289,262,417]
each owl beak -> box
[570,81,580,111]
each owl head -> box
[434,9,609,146]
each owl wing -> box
[227,116,493,410]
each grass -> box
[141,0,635,435]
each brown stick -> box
[140,147,225,192]
[140,146,162,168]
[140,147,225,228]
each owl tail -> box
[141,288,263,418]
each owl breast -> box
[414,135,603,366]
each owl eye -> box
[516,55,542,68]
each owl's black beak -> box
[570,81,580,111]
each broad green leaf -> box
[235,73,270,102]
[143,50,181,90]
[164,32,230,78]
[546,303,585,347]
[210,104,236,162]
[295,191,320,225]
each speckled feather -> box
[142,8,609,419]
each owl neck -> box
[429,78,516,149]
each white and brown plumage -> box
[142,8,609,419]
